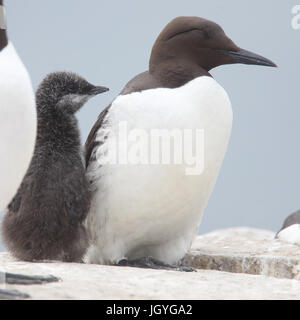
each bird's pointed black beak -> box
[90,86,109,95]
[219,48,277,68]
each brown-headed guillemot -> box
[276,210,300,245]
[84,16,276,271]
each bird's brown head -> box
[149,16,276,85]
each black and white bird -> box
[275,210,300,245]
[2,72,108,262]
[84,16,276,270]
[0,1,59,299]
[0,0,36,210]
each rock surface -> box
[183,227,300,280]
[1,227,300,300]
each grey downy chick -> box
[2,72,108,262]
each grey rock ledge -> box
[1,227,300,299]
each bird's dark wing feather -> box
[84,104,111,167]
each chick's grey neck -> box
[35,97,81,152]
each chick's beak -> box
[90,86,109,95]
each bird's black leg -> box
[0,271,60,300]
[117,256,196,272]
[0,288,30,300]
[4,272,60,285]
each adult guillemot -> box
[0,0,36,210]
[0,1,58,299]
[275,210,300,245]
[84,16,276,270]
[2,72,108,262]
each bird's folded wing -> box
[85,104,111,168]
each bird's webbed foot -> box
[0,272,60,299]
[0,288,30,300]
[4,272,59,285]
[117,256,196,272]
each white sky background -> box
[0,0,299,250]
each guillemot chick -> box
[84,16,276,271]
[2,72,108,262]
[275,210,300,245]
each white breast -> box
[85,76,232,265]
[277,224,300,245]
[0,43,36,209]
